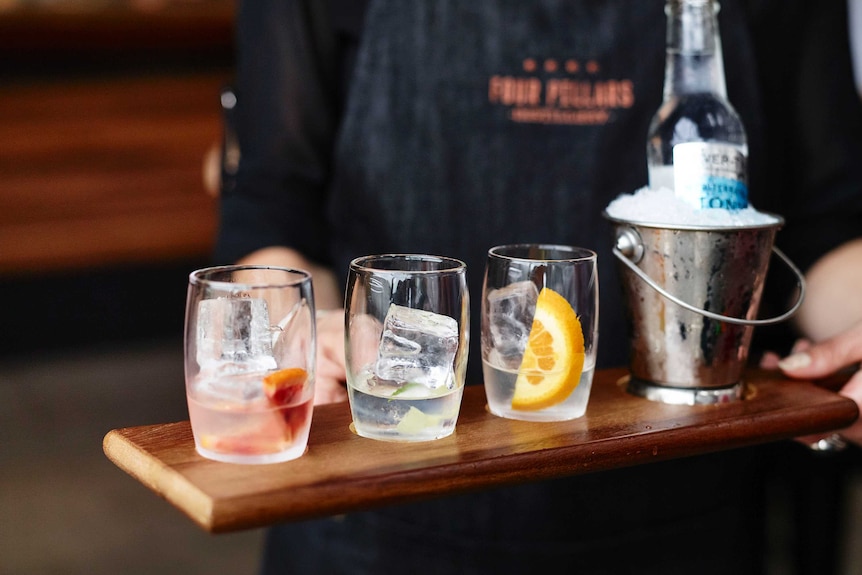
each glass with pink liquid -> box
[184,266,316,464]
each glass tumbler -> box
[345,254,469,442]
[184,266,316,464]
[481,244,598,421]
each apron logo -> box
[488,58,634,125]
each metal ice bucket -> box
[604,212,805,405]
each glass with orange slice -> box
[481,245,598,421]
[184,265,316,463]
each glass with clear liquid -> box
[481,244,599,422]
[345,255,469,442]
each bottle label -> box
[673,142,749,210]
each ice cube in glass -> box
[374,304,459,390]
[486,280,538,368]
[196,297,277,374]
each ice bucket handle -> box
[612,228,806,326]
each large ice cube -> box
[486,280,538,368]
[196,297,277,374]
[374,304,459,390]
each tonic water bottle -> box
[646,0,749,210]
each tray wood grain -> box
[103,367,858,533]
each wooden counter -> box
[103,367,858,533]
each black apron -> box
[263,1,766,573]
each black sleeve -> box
[214,0,340,266]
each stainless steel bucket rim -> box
[602,210,785,232]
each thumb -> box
[778,322,862,379]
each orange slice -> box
[263,367,308,405]
[511,287,585,411]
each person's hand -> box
[314,309,348,405]
[776,321,862,448]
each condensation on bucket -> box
[605,187,789,405]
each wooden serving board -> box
[103,368,857,533]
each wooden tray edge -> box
[103,425,215,530]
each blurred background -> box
[0,1,861,574]
[0,1,264,573]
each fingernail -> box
[778,352,812,371]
